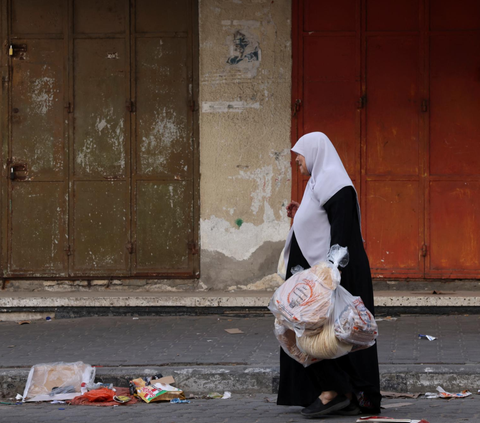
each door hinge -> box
[421,99,428,113]
[188,240,199,255]
[64,102,73,114]
[356,95,367,109]
[64,245,72,256]
[421,244,427,257]
[126,241,135,254]
[126,100,135,113]
[292,99,302,117]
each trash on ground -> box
[46,317,52,321]
[376,316,397,322]
[418,334,437,341]
[15,394,23,401]
[382,402,413,409]
[113,395,131,404]
[170,398,190,404]
[0,401,16,406]
[206,392,223,399]
[425,386,471,399]
[70,387,137,407]
[150,375,175,386]
[50,400,66,404]
[23,361,95,402]
[222,391,232,399]
[381,392,421,399]
[18,320,31,325]
[136,385,185,403]
[225,328,244,334]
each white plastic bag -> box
[268,245,349,337]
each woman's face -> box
[295,154,310,176]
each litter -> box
[425,386,472,399]
[357,418,429,423]
[70,387,137,407]
[46,317,52,321]
[18,320,31,325]
[206,392,223,399]
[15,394,23,401]
[113,395,131,404]
[418,334,436,341]
[50,400,66,404]
[170,398,190,404]
[222,391,232,399]
[23,361,96,402]
[225,328,243,334]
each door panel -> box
[365,36,420,176]
[74,0,125,34]
[136,181,192,272]
[11,39,65,180]
[365,181,421,274]
[136,0,189,33]
[429,182,480,274]
[304,0,356,32]
[72,181,128,274]
[366,0,419,31]
[303,36,358,176]
[10,183,66,274]
[11,0,64,34]
[73,39,127,179]
[430,0,480,31]
[429,34,480,176]
[136,38,190,178]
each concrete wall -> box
[198,0,292,290]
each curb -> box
[2,364,479,399]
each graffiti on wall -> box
[226,29,261,77]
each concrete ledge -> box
[2,364,480,399]
[2,290,480,309]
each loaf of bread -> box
[274,319,318,367]
[296,321,353,360]
[334,298,378,346]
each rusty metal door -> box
[1,0,199,278]
[292,0,480,280]
[427,0,480,278]
[2,0,68,276]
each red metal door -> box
[292,0,480,280]
[427,0,480,278]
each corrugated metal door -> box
[1,0,198,278]
[293,0,480,280]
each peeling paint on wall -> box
[201,101,260,113]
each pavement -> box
[1,314,480,401]
[1,395,480,423]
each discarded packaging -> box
[23,361,95,402]
[381,392,421,399]
[357,418,429,423]
[425,386,472,399]
[225,328,244,334]
[222,391,232,399]
[418,334,436,341]
[136,385,185,403]
[113,395,131,404]
[382,402,413,409]
[170,398,190,404]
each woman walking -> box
[278,132,381,417]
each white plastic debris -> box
[222,391,232,399]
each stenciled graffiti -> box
[227,31,260,65]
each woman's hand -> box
[286,201,300,218]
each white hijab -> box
[284,132,358,268]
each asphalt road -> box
[0,395,478,423]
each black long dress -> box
[277,186,381,413]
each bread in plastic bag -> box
[268,245,349,337]
[333,286,378,347]
[273,318,319,367]
[296,320,353,360]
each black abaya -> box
[276,186,381,413]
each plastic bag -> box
[23,361,96,402]
[273,319,319,367]
[277,247,286,280]
[333,286,378,347]
[268,244,349,337]
[81,388,115,402]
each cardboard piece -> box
[225,328,244,334]
[382,402,414,409]
[150,376,175,386]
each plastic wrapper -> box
[268,244,349,337]
[273,318,319,367]
[22,361,95,402]
[333,286,378,347]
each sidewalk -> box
[1,314,480,398]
